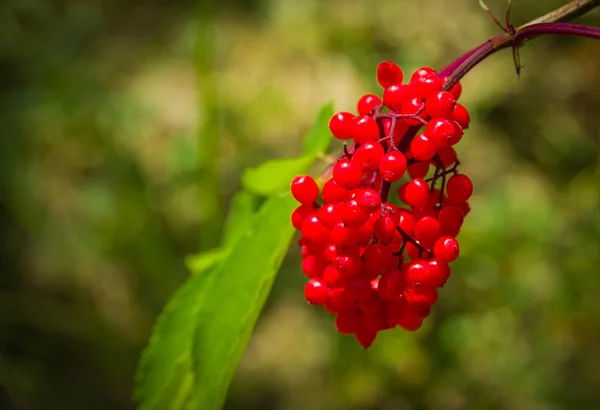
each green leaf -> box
[135,192,297,410]
[222,191,258,247]
[187,191,297,409]
[241,155,314,195]
[302,102,335,156]
[185,248,228,275]
[134,265,217,410]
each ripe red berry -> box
[291,175,319,204]
[413,216,442,246]
[352,141,384,171]
[317,203,342,229]
[400,97,426,126]
[335,310,360,334]
[438,206,464,237]
[403,178,430,208]
[410,133,437,161]
[425,91,456,118]
[329,112,354,140]
[410,67,436,82]
[352,115,380,144]
[355,327,377,349]
[355,189,382,214]
[411,72,443,98]
[404,259,432,286]
[304,278,330,305]
[291,204,316,230]
[433,236,459,262]
[379,151,407,182]
[407,161,430,179]
[427,259,451,287]
[436,146,457,167]
[322,178,349,203]
[451,103,470,129]
[446,174,473,202]
[333,159,362,189]
[357,93,382,115]
[362,243,393,275]
[383,84,410,109]
[373,215,397,244]
[397,313,423,331]
[341,200,370,228]
[377,61,403,88]
[302,254,328,278]
[378,268,406,300]
[301,215,330,243]
[425,118,458,147]
[448,81,463,100]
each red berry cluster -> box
[290,61,473,348]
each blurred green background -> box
[1,0,599,409]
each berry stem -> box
[440,0,600,90]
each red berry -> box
[335,309,360,334]
[302,254,328,278]
[400,97,426,126]
[355,189,382,214]
[397,313,423,331]
[291,175,319,204]
[373,216,397,244]
[329,112,354,140]
[357,93,381,115]
[449,81,463,100]
[341,200,370,228]
[410,67,436,82]
[404,178,430,208]
[436,146,457,168]
[383,84,410,109]
[301,215,330,243]
[425,90,456,118]
[304,279,330,305]
[352,115,380,144]
[317,203,342,229]
[438,206,464,237]
[333,159,362,189]
[404,259,432,286]
[330,288,354,312]
[330,222,357,246]
[451,103,470,129]
[411,72,443,98]
[378,268,406,300]
[425,118,458,147]
[352,141,384,171]
[358,294,383,315]
[403,291,432,318]
[377,61,403,88]
[446,174,473,202]
[407,161,430,179]
[398,208,416,235]
[384,297,407,325]
[433,236,459,262]
[363,243,393,275]
[322,178,349,203]
[413,216,442,246]
[410,133,437,161]
[355,327,377,349]
[427,259,451,287]
[379,151,407,182]
[323,264,344,287]
[291,204,316,230]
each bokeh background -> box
[1,0,599,409]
